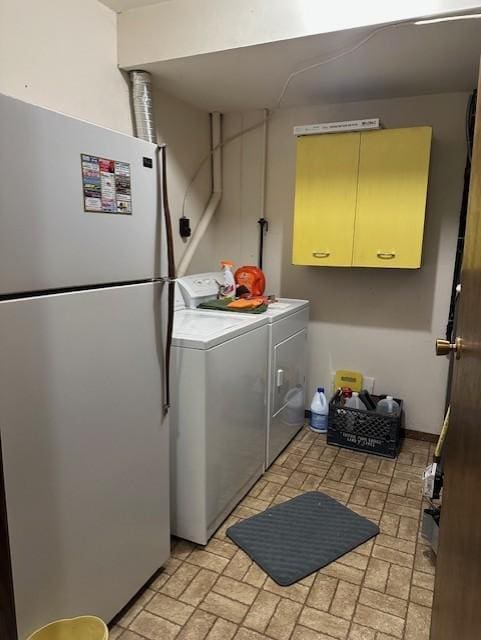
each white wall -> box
[0,0,132,134]
[190,110,265,271]
[118,0,481,66]
[191,93,468,434]
[0,0,212,269]
[153,88,211,268]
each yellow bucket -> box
[26,616,108,640]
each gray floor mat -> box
[227,491,379,586]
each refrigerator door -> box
[0,282,169,639]
[0,93,160,295]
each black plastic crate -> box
[327,395,404,458]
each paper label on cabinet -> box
[81,154,132,214]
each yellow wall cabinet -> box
[292,126,432,269]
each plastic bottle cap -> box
[387,395,393,401]
[353,392,359,397]
[317,387,324,393]
[221,260,234,267]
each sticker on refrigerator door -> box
[81,154,132,214]
[115,162,132,213]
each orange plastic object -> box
[234,266,266,296]
[228,297,264,309]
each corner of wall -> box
[0,0,132,134]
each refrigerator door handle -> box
[157,145,176,415]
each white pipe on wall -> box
[211,111,222,194]
[177,111,223,277]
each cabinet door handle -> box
[276,369,284,387]
[377,251,396,259]
[312,251,330,258]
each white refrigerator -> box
[0,93,171,639]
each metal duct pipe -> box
[129,70,156,143]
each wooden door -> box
[430,73,481,639]
[292,132,360,267]
[352,127,432,268]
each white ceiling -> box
[128,19,481,111]
[100,0,170,12]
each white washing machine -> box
[177,274,309,469]
[171,283,268,545]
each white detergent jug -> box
[376,395,400,415]
[310,387,328,433]
[345,391,366,410]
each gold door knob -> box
[435,337,462,359]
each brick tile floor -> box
[111,428,436,640]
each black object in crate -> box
[327,395,404,458]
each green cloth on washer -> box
[198,298,268,314]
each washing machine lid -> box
[176,273,309,323]
[173,310,267,349]
[194,298,309,323]
[260,298,309,323]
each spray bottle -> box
[220,260,236,298]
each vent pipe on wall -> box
[129,70,157,143]
[129,70,223,278]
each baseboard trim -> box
[403,429,438,443]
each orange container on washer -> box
[234,266,266,297]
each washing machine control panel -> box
[177,272,223,308]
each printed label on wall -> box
[81,154,132,214]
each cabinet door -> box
[352,127,432,268]
[292,132,360,266]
